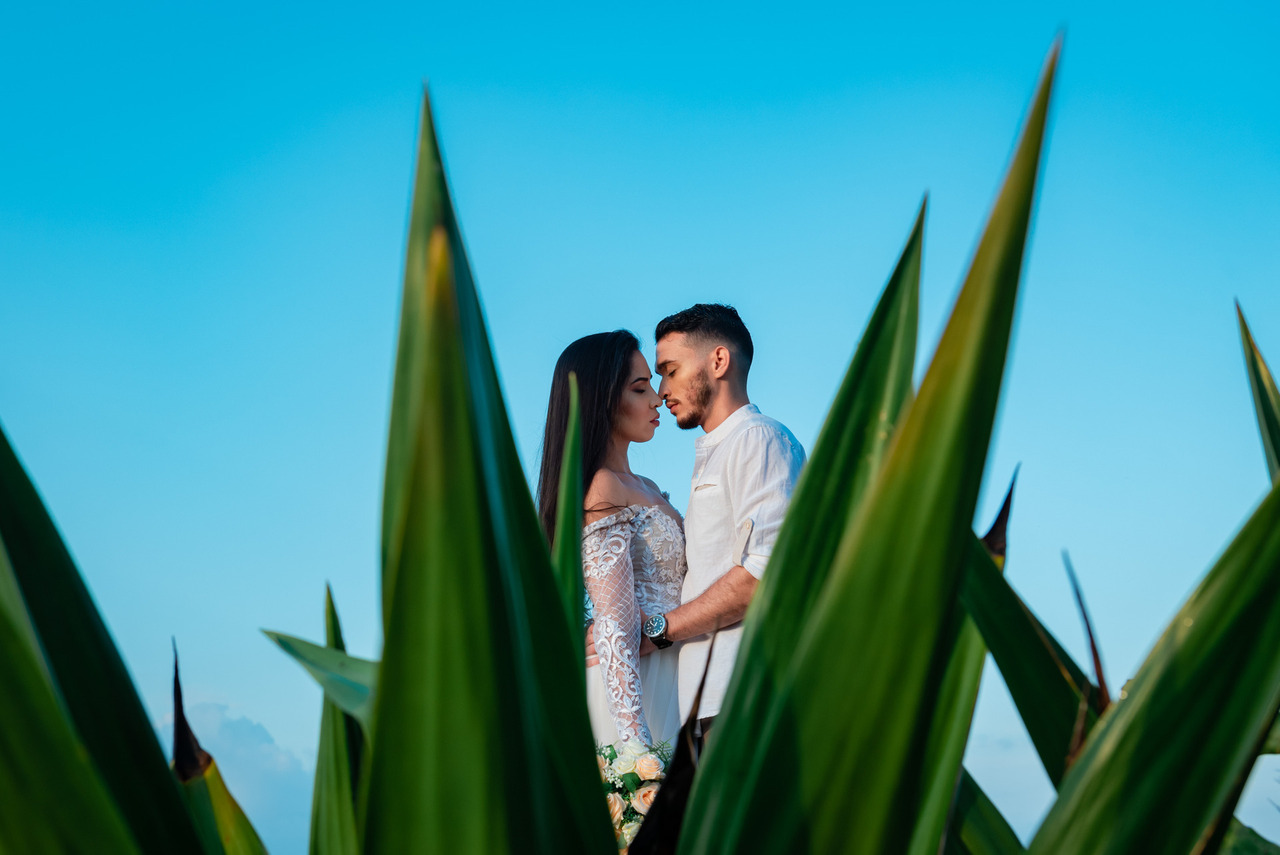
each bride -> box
[537,330,686,749]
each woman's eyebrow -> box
[632,375,651,384]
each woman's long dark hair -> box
[537,330,641,544]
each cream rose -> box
[612,753,637,776]
[606,792,625,825]
[622,821,642,845]
[634,753,663,781]
[631,783,660,815]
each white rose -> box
[622,821,642,845]
[612,753,637,776]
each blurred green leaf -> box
[1264,714,1280,754]
[308,587,362,855]
[172,649,268,855]
[551,372,586,635]
[264,630,376,731]
[1029,478,1280,854]
[178,762,268,855]
[1237,304,1280,482]
[0,588,140,854]
[0,421,207,853]
[944,769,1025,855]
[910,480,1016,855]
[683,197,922,848]
[1221,819,1280,855]
[960,535,1097,786]
[360,91,611,855]
[683,43,1058,854]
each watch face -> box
[644,614,666,637]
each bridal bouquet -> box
[596,739,672,851]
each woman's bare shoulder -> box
[583,469,633,524]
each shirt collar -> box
[695,403,759,449]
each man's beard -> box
[676,369,713,430]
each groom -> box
[639,303,806,745]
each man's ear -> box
[709,345,732,380]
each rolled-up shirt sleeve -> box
[727,425,806,579]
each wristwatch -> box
[643,613,673,649]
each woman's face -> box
[613,350,663,444]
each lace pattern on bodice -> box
[583,505,686,745]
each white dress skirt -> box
[587,644,683,748]
[581,504,687,749]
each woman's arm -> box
[583,518,652,746]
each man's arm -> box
[663,565,758,642]
[586,565,757,665]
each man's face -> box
[655,332,713,430]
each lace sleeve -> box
[583,515,652,746]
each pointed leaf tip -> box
[1062,552,1111,710]
[981,470,1018,560]
[171,647,209,783]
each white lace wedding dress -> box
[583,504,687,748]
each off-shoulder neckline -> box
[581,503,682,536]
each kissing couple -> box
[536,303,807,758]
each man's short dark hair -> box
[655,303,754,373]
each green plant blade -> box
[1222,820,1280,855]
[308,587,362,855]
[682,43,1058,855]
[1265,714,1280,753]
[177,761,269,855]
[1237,304,1280,482]
[361,91,611,855]
[551,372,585,634]
[1029,479,1280,855]
[172,650,268,855]
[909,482,1016,855]
[944,770,1025,855]
[960,536,1098,786]
[680,197,922,848]
[264,630,376,731]
[0,587,140,854]
[0,421,207,853]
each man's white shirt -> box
[677,403,806,720]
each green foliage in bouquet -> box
[3,35,1280,855]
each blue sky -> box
[3,1,1279,850]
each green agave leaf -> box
[0,584,140,854]
[1265,714,1280,753]
[551,372,586,635]
[362,91,611,854]
[178,762,268,855]
[682,44,1058,855]
[944,769,1025,855]
[0,535,51,686]
[0,421,207,853]
[909,480,1016,855]
[1029,479,1280,854]
[960,533,1097,786]
[264,630,376,731]
[1237,304,1280,482]
[308,587,362,855]
[682,198,923,848]
[1221,819,1280,855]
[1193,306,1280,855]
[172,650,268,855]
